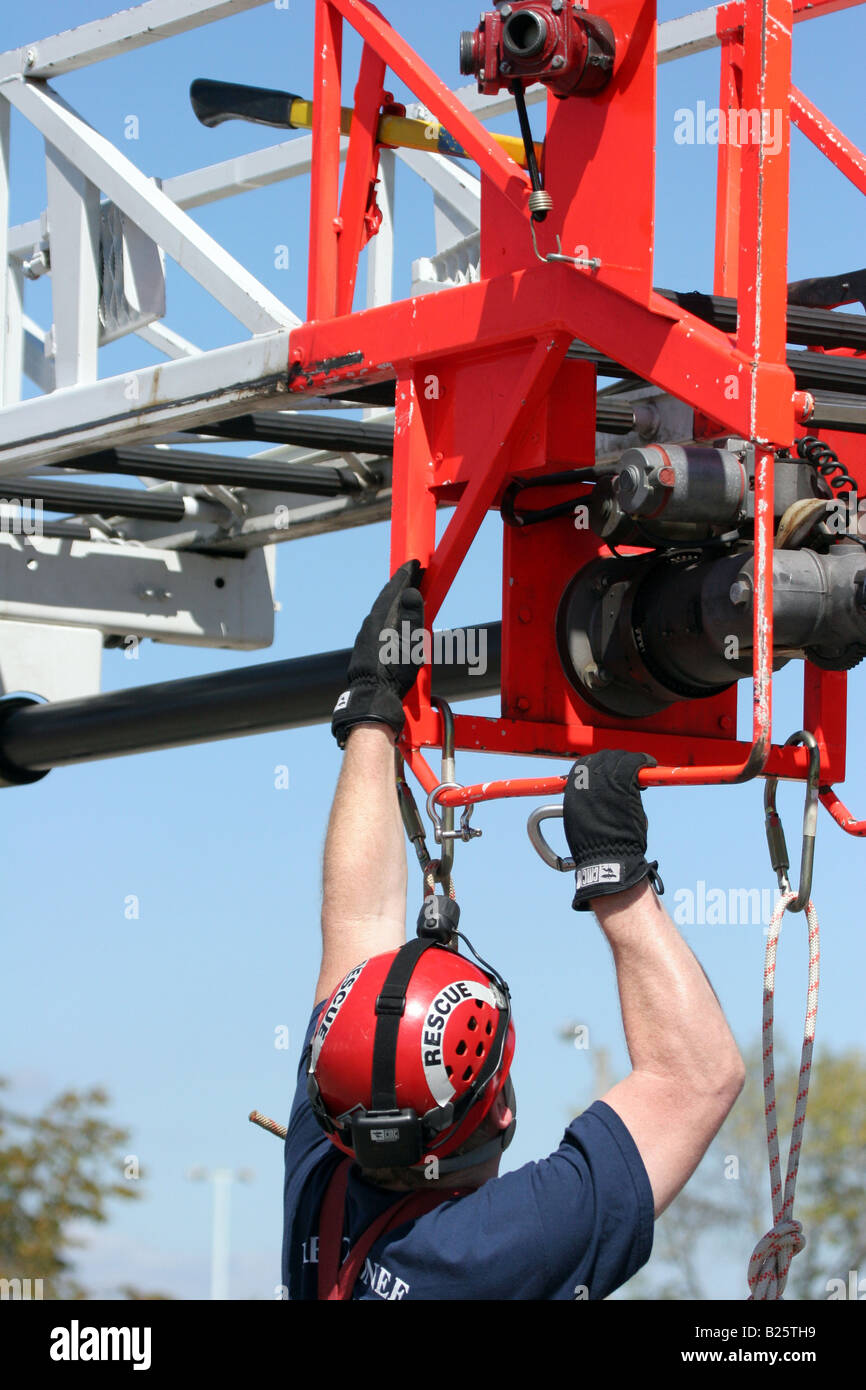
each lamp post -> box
[187,1166,254,1300]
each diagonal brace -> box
[790,85,866,198]
[328,0,530,216]
[1,75,299,335]
[421,334,572,623]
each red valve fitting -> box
[459,1,615,99]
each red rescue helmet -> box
[307,917,515,1173]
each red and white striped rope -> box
[423,859,456,899]
[747,889,820,1300]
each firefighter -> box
[282,562,745,1300]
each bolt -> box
[24,48,36,69]
[551,54,566,68]
[500,60,511,73]
[552,0,564,10]
[518,606,532,624]
[516,696,531,711]
[479,68,486,80]
[22,250,49,280]
[729,579,751,607]
[718,714,734,732]
[592,574,610,594]
[500,4,513,15]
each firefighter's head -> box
[306,920,515,1185]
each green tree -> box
[0,1078,164,1300]
[623,1043,866,1300]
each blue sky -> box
[2,0,865,1300]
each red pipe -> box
[819,786,866,836]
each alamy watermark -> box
[674,101,783,157]
[0,1276,44,1299]
[50,1321,151,1370]
[379,623,488,677]
[821,491,866,538]
[673,880,781,927]
[826,1269,865,1299]
[0,498,44,536]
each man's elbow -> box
[706,1048,746,1124]
[725,1049,747,1104]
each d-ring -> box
[527,805,575,872]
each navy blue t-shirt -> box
[282,1004,654,1301]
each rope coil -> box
[747,889,820,1300]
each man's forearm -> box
[594,881,742,1087]
[315,725,408,1003]
[593,880,745,1214]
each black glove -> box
[331,559,425,748]
[563,750,663,911]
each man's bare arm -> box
[593,880,745,1217]
[315,725,407,1005]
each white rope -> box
[747,890,820,1300]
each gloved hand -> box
[563,750,663,911]
[331,559,425,749]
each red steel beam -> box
[736,0,792,393]
[421,336,572,624]
[714,35,744,295]
[790,86,866,196]
[716,0,865,34]
[336,41,387,317]
[327,0,531,215]
[389,369,438,731]
[308,2,343,322]
[791,0,864,17]
[289,264,794,445]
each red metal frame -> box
[335,43,388,316]
[289,0,866,828]
[714,31,744,297]
[790,87,866,198]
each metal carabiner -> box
[763,731,821,913]
[527,805,575,872]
